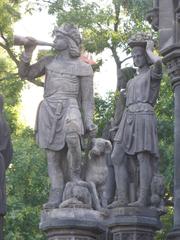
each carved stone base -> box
[39,208,106,240]
[106,207,161,240]
[166,229,180,240]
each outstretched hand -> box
[146,40,154,52]
[24,37,37,53]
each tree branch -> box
[110,45,121,68]
[113,0,121,32]
[120,55,132,65]
[0,32,19,67]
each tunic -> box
[19,55,94,151]
[114,68,162,158]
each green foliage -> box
[155,207,174,240]
[5,128,48,240]
[94,92,115,136]
[155,71,174,195]
[0,51,24,132]
[47,0,153,64]
[0,0,21,37]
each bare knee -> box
[66,132,80,149]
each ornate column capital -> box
[146,7,159,31]
[161,44,180,90]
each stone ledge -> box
[39,208,106,234]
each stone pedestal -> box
[106,207,161,240]
[167,230,180,240]
[39,208,106,240]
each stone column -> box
[0,216,3,240]
[106,207,161,240]
[161,45,180,240]
[39,208,106,240]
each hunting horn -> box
[13,35,54,47]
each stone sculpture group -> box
[0,22,162,240]
[18,24,165,214]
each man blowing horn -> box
[18,23,97,209]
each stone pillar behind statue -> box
[161,45,180,240]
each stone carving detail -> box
[50,237,95,240]
[18,24,112,210]
[85,138,112,208]
[60,138,112,210]
[165,56,180,88]
[136,233,153,240]
[107,32,164,209]
[150,174,166,214]
[146,0,159,32]
[121,233,133,240]
[113,232,154,240]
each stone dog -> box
[85,138,112,208]
[60,138,112,211]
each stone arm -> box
[146,41,162,76]
[80,75,96,135]
[112,67,131,128]
[18,51,53,81]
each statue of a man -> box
[18,23,96,209]
[0,95,13,239]
[109,33,162,208]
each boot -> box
[107,191,128,208]
[43,188,62,209]
[128,188,148,207]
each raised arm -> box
[146,40,162,75]
[18,37,52,81]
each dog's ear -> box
[105,140,112,153]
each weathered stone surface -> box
[39,208,106,240]
[18,23,98,210]
[161,45,180,231]
[107,33,164,210]
[107,207,161,240]
[159,0,174,51]
[166,230,180,240]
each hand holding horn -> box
[13,35,54,47]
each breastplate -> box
[44,64,80,99]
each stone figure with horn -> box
[18,23,97,209]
